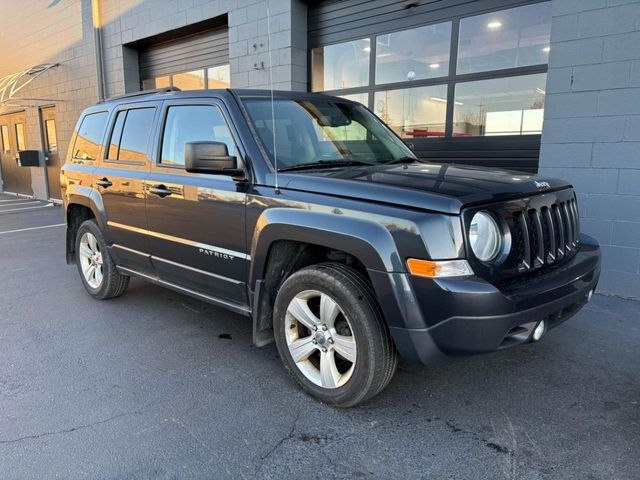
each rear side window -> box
[107,108,155,162]
[73,112,108,160]
[160,105,235,166]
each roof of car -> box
[98,87,354,106]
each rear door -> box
[144,99,249,307]
[96,102,159,274]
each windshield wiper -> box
[278,159,375,172]
[381,156,422,165]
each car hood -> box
[273,162,572,214]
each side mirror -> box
[184,141,244,177]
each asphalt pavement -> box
[0,193,638,480]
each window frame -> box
[308,0,550,140]
[104,103,159,166]
[150,98,249,179]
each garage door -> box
[139,26,230,91]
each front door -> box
[144,100,248,307]
[41,107,62,200]
[0,112,32,196]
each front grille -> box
[462,188,580,283]
[514,197,580,272]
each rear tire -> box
[75,219,129,300]
[273,263,397,407]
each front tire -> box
[75,219,129,300]
[274,263,397,407]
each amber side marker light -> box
[406,258,473,278]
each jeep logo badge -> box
[535,181,551,190]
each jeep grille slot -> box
[514,198,580,272]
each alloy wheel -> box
[78,232,104,289]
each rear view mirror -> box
[184,141,244,177]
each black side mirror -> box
[184,141,244,177]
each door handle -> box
[148,184,172,197]
[96,178,112,188]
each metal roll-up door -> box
[139,26,229,81]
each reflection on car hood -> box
[274,162,572,214]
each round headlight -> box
[469,211,502,262]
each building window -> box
[310,1,551,139]
[1,125,10,153]
[15,123,26,150]
[311,38,370,91]
[44,119,57,152]
[141,65,230,91]
[375,22,452,85]
[454,73,546,136]
[457,3,551,75]
[374,85,448,138]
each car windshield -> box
[241,97,417,171]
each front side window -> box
[311,39,371,91]
[107,108,156,162]
[375,22,452,85]
[160,105,235,166]
[374,84,448,138]
[453,73,546,136]
[15,123,26,150]
[457,3,551,74]
[73,112,108,160]
[1,125,9,153]
[242,97,415,171]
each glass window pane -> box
[142,75,170,90]
[338,93,368,106]
[161,105,235,166]
[118,108,155,162]
[45,119,57,151]
[1,125,10,153]
[453,73,547,136]
[73,112,108,160]
[15,123,26,150]
[457,2,551,74]
[107,111,126,159]
[312,39,370,91]
[376,22,451,85]
[172,70,205,90]
[374,85,448,138]
[207,65,231,88]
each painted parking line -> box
[0,201,46,208]
[0,198,34,203]
[0,204,54,214]
[0,223,66,235]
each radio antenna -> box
[266,6,279,193]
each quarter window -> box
[73,112,108,160]
[160,105,235,167]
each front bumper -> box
[369,234,601,365]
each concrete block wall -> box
[539,0,640,299]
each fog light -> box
[532,320,546,342]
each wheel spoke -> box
[79,244,92,259]
[86,264,96,282]
[320,350,340,388]
[332,334,357,363]
[288,335,317,363]
[94,266,103,286]
[320,293,340,328]
[87,234,97,252]
[287,297,319,330]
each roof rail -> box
[101,86,181,103]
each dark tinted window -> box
[118,108,155,162]
[73,112,108,160]
[107,111,126,159]
[160,105,235,166]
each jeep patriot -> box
[62,88,601,407]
